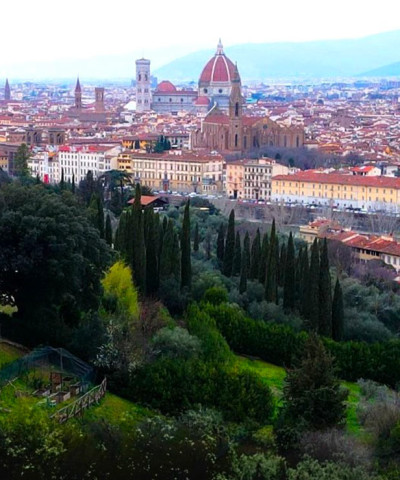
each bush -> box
[150,326,201,359]
[203,286,228,305]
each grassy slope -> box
[237,356,363,436]
[0,342,26,366]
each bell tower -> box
[228,64,243,151]
[75,77,82,110]
[4,79,10,101]
[135,58,151,113]
[95,87,105,112]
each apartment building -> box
[272,171,400,211]
[117,151,224,193]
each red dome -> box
[199,54,236,83]
[155,80,177,93]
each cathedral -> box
[192,41,305,153]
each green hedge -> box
[201,302,400,387]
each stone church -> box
[192,42,304,153]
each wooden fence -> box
[52,377,107,423]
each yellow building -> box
[272,172,400,212]
[117,151,224,193]
[226,161,244,198]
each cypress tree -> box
[240,233,250,294]
[132,184,146,292]
[145,209,159,295]
[332,278,344,342]
[105,213,112,246]
[300,245,309,316]
[223,210,235,277]
[60,168,65,190]
[283,232,296,311]
[172,231,181,281]
[217,223,225,264]
[265,220,277,303]
[243,231,251,278]
[278,242,287,287]
[181,200,191,289]
[160,220,174,279]
[250,229,261,280]
[71,173,75,194]
[162,215,168,234]
[259,232,269,284]
[319,238,332,336]
[193,222,199,252]
[97,195,104,238]
[307,238,320,331]
[232,231,242,276]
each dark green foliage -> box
[283,232,296,311]
[278,242,287,287]
[78,170,96,206]
[240,233,250,294]
[299,245,309,315]
[131,184,146,292]
[258,232,269,284]
[281,333,348,431]
[204,228,212,260]
[193,222,199,252]
[232,231,242,276]
[332,278,344,341]
[0,183,110,345]
[160,220,177,280]
[13,143,30,177]
[181,200,192,289]
[59,168,65,190]
[71,173,75,194]
[217,223,225,263]
[249,229,261,280]
[265,220,278,303]
[307,238,320,330]
[319,238,332,336]
[223,210,235,277]
[144,209,159,295]
[105,213,112,246]
[88,193,104,238]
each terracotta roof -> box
[199,53,236,84]
[155,81,177,93]
[127,195,167,206]
[273,171,400,189]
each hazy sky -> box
[4,0,400,71]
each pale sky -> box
[4,0,400,72]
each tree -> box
[250,229,261,280]
[59,168,65,190]
[217,223,225,264]
[193,222,199,252]
[131,184,146,292]
[88,193,104,238]
[232,231,242,276]
[282,333,348,431]
[181,200,191,289]
[145,208,159,295]
[319,238,332,336]
[105,213,112,246]
[223,210,235,277]
[259,232,269,284]
[240,234,250,294]
[306,238,320,330]
[71,173,76,194]
[0,183,110,344]
[283,232,296,311]
[265,220,278,303]
[13,143,30,177]
[332,278,344,341]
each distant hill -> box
[361,61,400,77]
[154,30,400,83]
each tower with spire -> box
[228,64,243,151]
[135,58,151,113]
[74,77,82,110]
[4,79,10,102]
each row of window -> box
[279,181,395,195]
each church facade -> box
[192,42,305,153]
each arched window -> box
[235,134,238,147]
[138,74,141,81]
[296,136,300,147]
[235,102,239,117]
